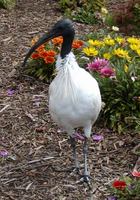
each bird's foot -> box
[76,174,92,189]
[73,132,85,141]
[80,174,92,183]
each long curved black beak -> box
[22,31,59,67]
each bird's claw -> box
[80,174,92,183]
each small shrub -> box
[82,30,140,133]
[26,29,140,133]
[0,0,16,9]
[105,0,140,34]
[25,36,84,82]
[59,0,106,25]
[133,2,140,33]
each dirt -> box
[0,1,139,200]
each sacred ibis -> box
[22,19,102,183]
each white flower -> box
[131,76,137,82]
[112,26,119,32]
[101,7,108,15]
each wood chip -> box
[0,104,10,113]
[25,111,36,121]
[26,182,33,191]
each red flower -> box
[31,52,40,59]
[112,180,126,190]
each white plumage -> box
[49,52,101,138]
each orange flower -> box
[52,36,63,45]
[39,50,49,58]
[37,45,45,53]
[72,40,84,49]
[39,50,56,58]
[44,56,55,64]
[46,50,56,57]
[31,52,40,59]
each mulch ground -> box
[0,1,139,199]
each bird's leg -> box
[69,136,80,173]
[80,137,91,183]
[52,136,79,173]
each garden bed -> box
[0,0,139,199]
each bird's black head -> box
[22,19,75,67]
[51,19,75,37]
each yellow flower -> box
[104,37,115,46]
[124,65,128,73]
[127,37,140,44]
[88,39,103,47]
[129,43,140,56]
[115,37,125,44]
[136,49,140,56]
[130,44,138,51]
[103,52,112,60]
[83,47,98,56]
[113,48,131,60]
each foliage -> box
[104,0,140,34]
[109,176,140,200]
[59,0,105,25]
[26,29,140,133]
[82,30,140,133]
[25,37,58,82]
[25,36,84,82]
[0,0,16,9]
[132,2,140,33]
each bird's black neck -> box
[61,34,74,59]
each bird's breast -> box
[49,59,101,128]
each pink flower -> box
[87,58,110,72]
[7,89,15,96]
[100,66,115,77]
[0,149,9,157]
[73,132,85,141]
[92,134,104,142]
[132,169,140,177]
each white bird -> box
[22,19,102,183]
